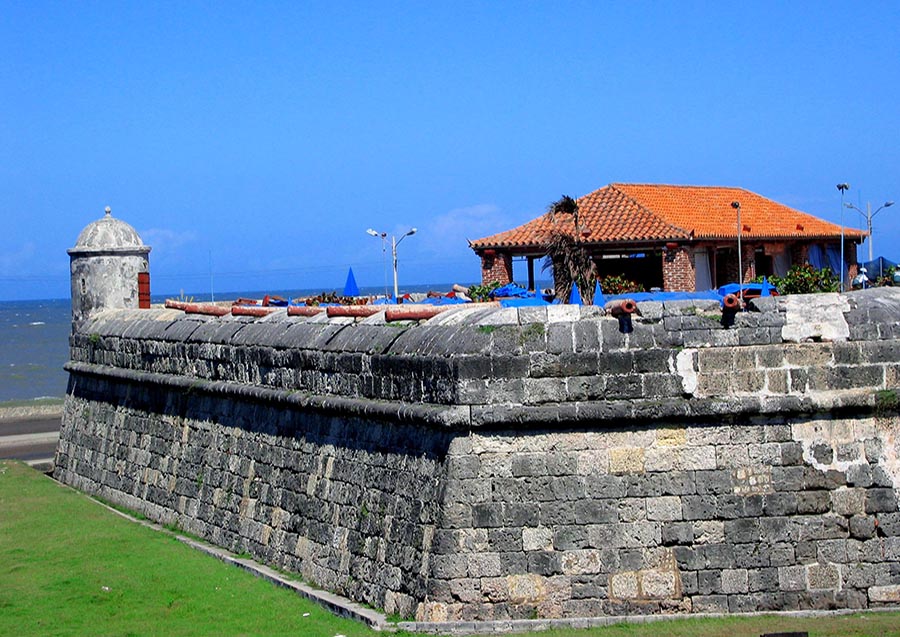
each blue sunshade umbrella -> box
[568,282,582,305]
[593,280,606,306]
[343,267,360,297]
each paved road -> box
[0,416,61,462]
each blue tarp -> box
[718,279,776,298]
[490,283,531,298]
[498,297,550,307]
[418,295,468,306]
[603,290,723,304]
[861,256,897,278]
[808,244,826,271]
[342,267,360,297]
[826,244,843,279]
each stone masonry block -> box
[721,569,749,594]
[831,487,867,516]
[869,585,900,603]
[677,447,717,471]
[647,496,683,522]
[546,323,574,354]
[709,330,740,347]
[661,521,694,546]
[468,553,503,578]
[778,565,806,591]
[561,549,604,575]
[682,496,717,520]
[656,426,686,447]
[641,568,679,599]
[609,447,645,474]
[604,374,643,399]
[522,527,553,551]
[608,571,639,599]
[806,562,841,590]
[865,488,899,513]
[693,521,725,545]
[616,498,646,523]
[783,343,834,367]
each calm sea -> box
[0,298,71,402]
[0,282,506,403]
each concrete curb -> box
[397,606,900,635]
[177,537,393,631]
[25,457,54,472]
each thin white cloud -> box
[416,203,511,257]
[139,228,198,257]
[0,242,37,276]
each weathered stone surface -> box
[869,585,900,603]
[55,288,900,623]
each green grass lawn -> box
[0,460,377,637]
[2,459,899,637]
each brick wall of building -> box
[662,247,695,291]
[790,243,809,269]
[481,252,513,286]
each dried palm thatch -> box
[542,195,596,303]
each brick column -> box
[741,243,756,283]
[790,242,809,267]
[845,242,859,282]
[480,251,512,286]
[662,246,696,291]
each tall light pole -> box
[837,183,850,291]
[844,200,894,263]
[731,201,742,294]
[366,228,389,298]
[367,227,417,300]
[391,228,417,301]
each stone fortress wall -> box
[54,288,900,622]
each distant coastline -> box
[0,397,64,422]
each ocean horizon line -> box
[0,279,555,306]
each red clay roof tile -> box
[470,184,865,250]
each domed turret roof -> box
[72,207,147,251]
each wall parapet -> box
[68,288,900,426]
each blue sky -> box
[2,1,898,300]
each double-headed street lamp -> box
[844,200,894,263]
[366,229,389,299]
[366,227,417,301]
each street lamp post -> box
[366,229,389,298]
[837,183,850,291]
[844,200,894,263]
[731,201,742,294]
[366,227,417,301]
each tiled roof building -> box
[470,184,865,292]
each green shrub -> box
[760,263,839,294]
[597,274,645,295]
[874,266,896,287]
[468,281,502,302]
